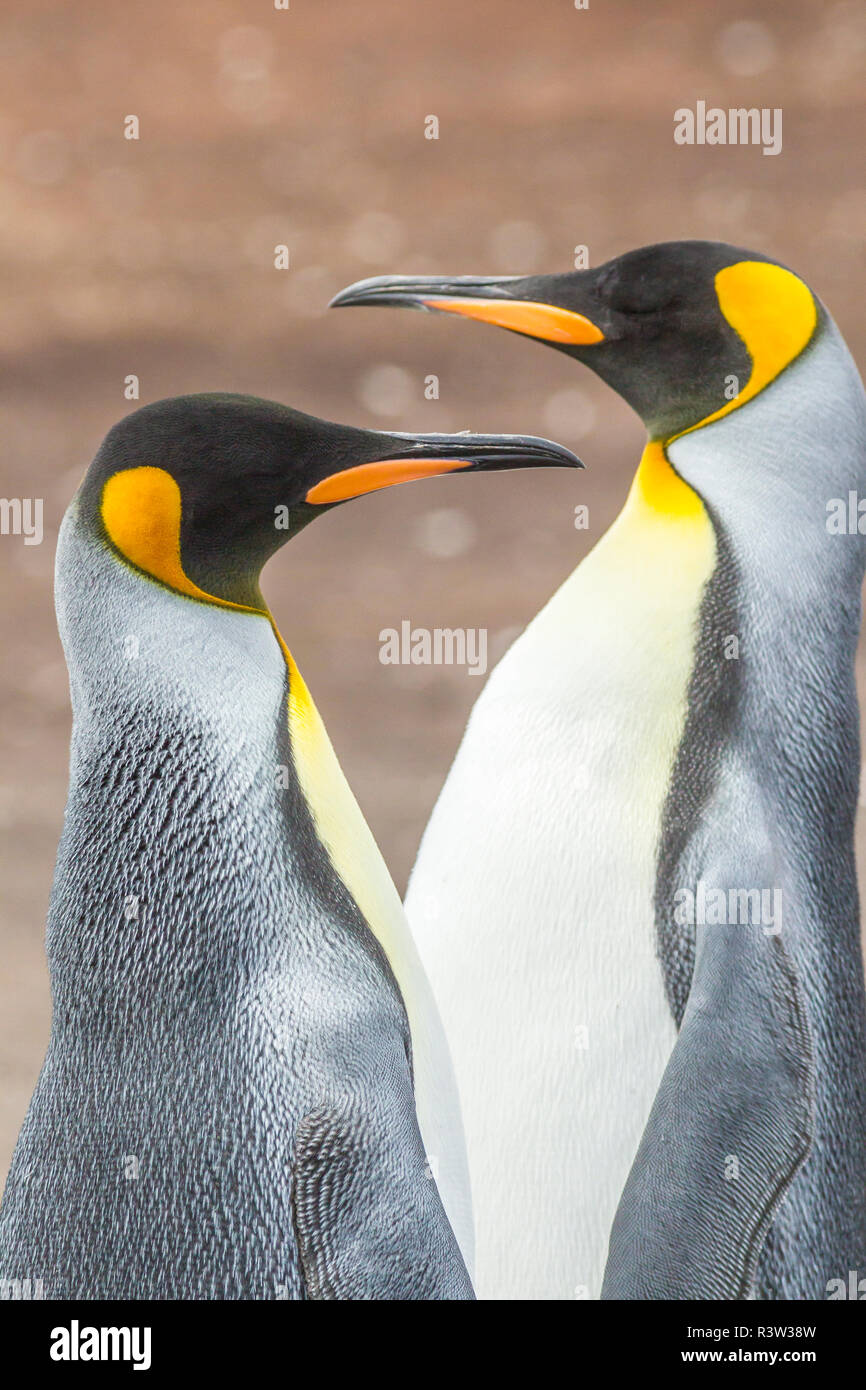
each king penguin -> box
[332,242,866,1300]
[0,392,581,1299]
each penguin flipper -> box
[292,1096,475,1301]
[601,881,814,1300]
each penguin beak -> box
[330,275,605,347]
[305,431,583,506]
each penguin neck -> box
[664,321,866,947]
[667,319,866,672]
[621,318,866,689]
[49,531,289,994]
[51,511,412,1022]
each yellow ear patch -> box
[645,261,817,516]
[673,261,817,444]
[100,466,260,614]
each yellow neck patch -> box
[638,260,817,514]
[631,439,705,519]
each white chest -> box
[406,462,716,1298]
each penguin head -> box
[331,242,820,444]
[77,393,582,609]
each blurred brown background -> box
[1,0,864,1182]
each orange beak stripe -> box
[424,297,604,346]
[306,457,472,505]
